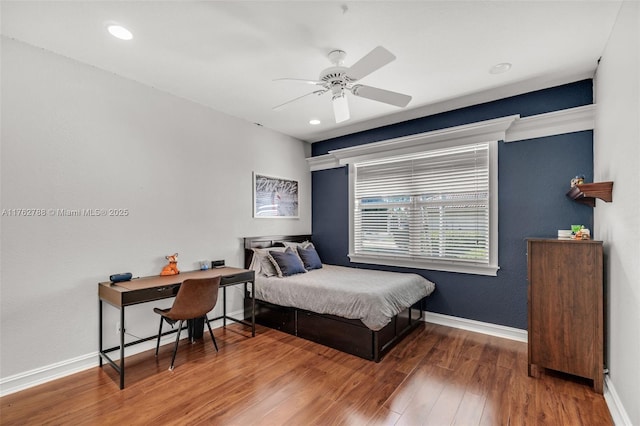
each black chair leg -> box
[169,320,183,371]
[155,317,164,357]
[204,316,218,352]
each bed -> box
[243,235,436,361]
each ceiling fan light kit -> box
[332,91,350,123]
[274,46,412,123]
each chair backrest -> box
[165,277,221,321]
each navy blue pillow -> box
[268,247,306,277]
[297,245,323,271]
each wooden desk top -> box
[98,267,254,307]
[99,267,251,291]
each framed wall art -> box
[253,173,299,218]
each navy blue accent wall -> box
[311,81,594,330]
[312,79,593,156]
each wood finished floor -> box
[1,322,612,425]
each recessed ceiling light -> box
[490,62,512,74]
[107,24,133,41]
[309,119,321,125]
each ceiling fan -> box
[273,46,412,123]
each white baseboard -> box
[604,374,633,426]
[0,314,234,397]
[0,352,98,397]
[423,311,528,342]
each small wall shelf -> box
[566,181,613,207]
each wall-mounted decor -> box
[253,173,299,218]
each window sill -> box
[348,253,500,276]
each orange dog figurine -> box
[160,253,180,276]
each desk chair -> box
[153,276,221,370]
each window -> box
[349,141,499,276]
[322,115,516,275]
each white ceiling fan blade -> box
[332,93,350,123]
[351,84,412,108]
[273,90,327,111]
[273,78,325,86]
[346,46,396,81]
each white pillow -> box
[251,247,287,277]
[280,240,314,249]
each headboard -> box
[243,235,312,269]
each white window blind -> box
[353,142,490,266]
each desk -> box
[98,267,255,389]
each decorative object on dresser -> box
[527,238,604,393]
[243,235,435,362]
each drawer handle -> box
[224,275,237,280]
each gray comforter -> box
[255,264,435,330]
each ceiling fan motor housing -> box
[321,49,356,92]
[320,66,354,89]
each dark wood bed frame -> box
[243,235,424,362]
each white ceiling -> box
[1,1,622,143]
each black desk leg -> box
[251,281,255,337]
[99,300,103,366]
[223,286,227,327]
[119,307,125,390]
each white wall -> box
[0,38,311,385]
[594,2,640,424]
